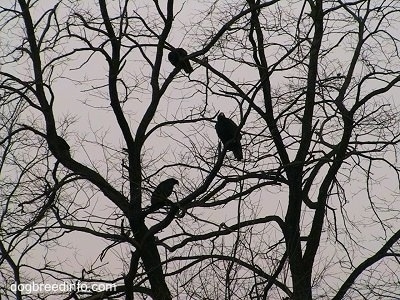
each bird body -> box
[215,113,243,160]
[151,178,179,207]
[168,48,193,74]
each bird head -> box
[176,48,188,56]
[218,112,225,120]
[168,178,179,186]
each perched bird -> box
[215,113,243,161]
[151,178,179,207]
[168,48,193,74]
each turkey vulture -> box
[215,113,243,161]
[151,178,179,207]
[168,48,193,74]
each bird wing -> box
[225,118,240,137]
[151,179,177,204]
[215,120,231,144]
[216,117,241,144]
[231,140,243,160]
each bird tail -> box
[182,61,193,74]
[232,143,243,161]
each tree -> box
[1,0,400,299]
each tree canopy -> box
[1,0,400,299]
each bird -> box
[151,178,179,208]
[168,48,193,74]
[215,112,243,161]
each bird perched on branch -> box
[168,48,193,74]
[215,112,243,161]
[151,178,179,208]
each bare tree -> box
[1,0,400,299]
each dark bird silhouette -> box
[215,112,243,161]
[151,178,179,207]
[168,48,193,74]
